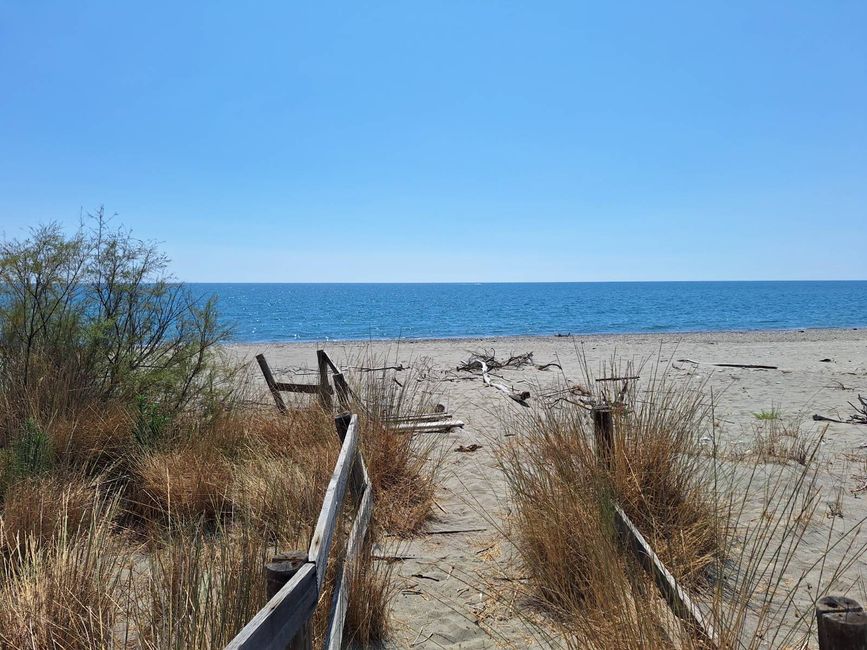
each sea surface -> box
[188,282,867,343]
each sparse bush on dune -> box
[0,210,231,444]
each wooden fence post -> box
[256,354,287,414]
[264,551,312,650]
[592,405,614,470]
[333,373,351,411]
[817,596,867,650]
[317,350,333,412]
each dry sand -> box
[230,328,867,648]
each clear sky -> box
[1,2,865,282]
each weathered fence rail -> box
[593,404,867,650]
[225,412,371,650]
[256,350,349,414]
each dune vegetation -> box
[0,215,437,648]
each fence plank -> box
[323,484,374,650]
[335,414,369,498]
[614,506,719,647]
[274,382,331,395]
[225,563,317,650]
[317,350,334,411]
[333,373,351,410]
[308,415,359,589]
[317,349,342,374]
[256,354,288,413]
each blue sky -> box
[1,2,865,282]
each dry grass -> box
[134,446,233,525]
[0,356,432,648]
[0,474,97,551]
[498,353,867,649]
[0,497,124,649]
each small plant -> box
[753,407,782,421]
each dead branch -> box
[678,358,778,370]
[848,394,867,424]
[457,349,534,372]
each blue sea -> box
[188,282,867,343]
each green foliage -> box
[753,407,782,421]
[0,209,234,443]
[133,396,171,449]
[12,419,54,477]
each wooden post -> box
[317,350,333,412]
[256,353,287,414]
[817,596,867,650]
[592,405,614,470]
[264,551,312,650]
[335,413,368,503]
[333,373,351,410]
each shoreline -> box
[224,325,866,349]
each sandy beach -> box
[230,328,867,648]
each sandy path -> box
[230,328,867,648]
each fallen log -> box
[813,414,847,424]
[392,420,465,433]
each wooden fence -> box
[226,351,371,650]
[256,350,350,415]
[593,405,867,650]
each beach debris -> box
[678,358,778,370]
[457,349,534,372]
[455,443,482,453]
[849,395,867,425]
[391,418,465,433]
[458,353,532,406]
[347,363,407,372]
[813,399,867,425]
[813,414,847,424]
[536,361,563,371]
[820,358,833,363]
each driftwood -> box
[813,414,847,424]
[814,397,867,425]
[478,359,530,406]
[678,358,778,370]
[393,419,464,433]
[457,349,533,372]
[536,362,563,371]
[848,395,867,425]
[347,364,407,372]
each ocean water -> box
[188,282,867,343]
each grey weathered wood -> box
[225,562,317,650]
[393,419,465,432]
[317,349,342,374]
[335,413,369,498]
[273,382,331,395]
[256,354,287,413]
[385,412,453,423]
[592,405,614,469]
[817,596,867,650]
[333,373,351,410]
[317,350,333,411]
[265,551,307,599]
[323,484,374,650]
[308,415,359,590]
[614,506,719,647]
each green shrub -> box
[0,209,233,444]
